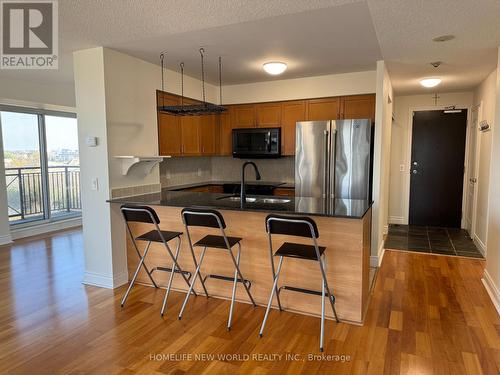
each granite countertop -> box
[107,189,372,219]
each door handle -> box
[412,169,418,174]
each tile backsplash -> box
[159,157,212,187]
[210,157,294,183]
[160,156,294,188]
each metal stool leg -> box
[128,224,158,288]
[319,257,339,323]
[259,256,284,337]
[185,230,209,298]
[227,244,241,331]
[267,233,283,311]
[161,236,182,316]
[228,242,256,306]
[320,278,326,352]
[121,241,154,307]
[178,246,208,320]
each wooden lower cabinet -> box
[273,187,295,197]
[179,185,223,193]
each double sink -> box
[217,195,291,204]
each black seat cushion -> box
[193,234,242,249]
[274,242,326,260]
[136,230,182,243]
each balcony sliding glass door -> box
[0,107,80,225]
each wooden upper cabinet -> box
[157,94,181,156]
[340,94,376,121]
[179,98,200,155]
[200,114,218,155]
[219,109,233,156]
[231,104,256,128]
[281,100,306,156]
[256,103,281,127]
[306,98,340,121]
[180,116,201,155]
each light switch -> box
[86,136,98,147]
[91,177,99,191]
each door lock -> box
[413,161,418,166]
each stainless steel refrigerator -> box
[295,119,373,200]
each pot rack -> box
[158,48,227,115]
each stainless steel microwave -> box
[232,127,281,158]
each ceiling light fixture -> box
[432,34,455,42]
[263,62,287,75]
[420,78,442,88]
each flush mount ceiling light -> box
[420,78,442,88]
[263,62,287,75]
[432,34,455,42]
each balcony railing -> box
[5,165,81,222]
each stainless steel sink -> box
[217,195,290,204]
[259,198,291,204]
[218,196,257,203]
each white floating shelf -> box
[115,156,171,175]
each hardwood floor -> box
[0,228,499,374]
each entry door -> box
[409,110,468,227]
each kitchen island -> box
[108,189,372,324]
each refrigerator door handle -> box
[323,129,329,199]
[330,124,337,199]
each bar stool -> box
[178,208,257,330]
[259,214,339,352]
[120,204,196,315]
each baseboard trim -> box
[389,216,405,224]
[11,217,82,240]
[482,269,500,316]
[83,271,128,289]
[370,240,386,267]
[473,233,486,256]
[0,233,13,246]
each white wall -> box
[473,71,496,250]
[74,47,122,287]
[74,47,218,288]
[223,70,376,104]
[371,61,393,265]
[482,47,500,314]
[388,92,474,225]
[0,76,75,108]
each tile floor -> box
[384,224,484,258]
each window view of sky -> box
[1,111,79,168]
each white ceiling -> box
[1,0,500,95]
[367,0,500,94]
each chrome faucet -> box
[241,161,261,207]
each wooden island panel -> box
[126,206,371,324]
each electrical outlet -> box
[91,177,99,191]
